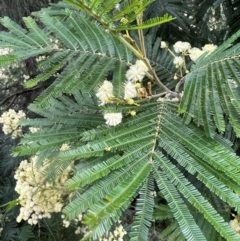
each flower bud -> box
[127,99,135,105]
[129,110,136,116]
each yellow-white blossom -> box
[104,113,123,126]
[126,65,146,82]
[230,214,240,234]
[29,127,40,133]
[135,59,148,72]
[96,80,114,104]
[202,44,217,52]
[124,81,137,99]
[0,109,26,139]
[173,41,191,53]
[189,47,204,62]
[14,157,73,225]
[160,41,167,48]
[173,56,184,66]
[99,221,127,241]
[0,48,12,55]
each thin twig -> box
[114,33,181,99]
[5,95,17,109]
[143,57,180,98]
[175,76,185,93]
[137,13,146,57]
[135,92,168,104]
[0,86,41,106]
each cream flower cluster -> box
[103,113,123,126]
[29,127,40,133]
[188,47,204,62]
[14,151,72,225]
[0,109,26,139]
[173,56,184,66]
[96,60,147,105]
[99,221,127,241]
[61,214,88,235]
[126,60,148,82]
[150,191,157,197]
[230,214,240,234]
[95,80,123,125]
[96,80,114,105]
[36,55,46,62]
[173,41,191,54]
[161,41,217,63]
[207,5,227,32]
[0,48,12,55]
[189,44,217,62]
[22,74,30,83]
[0,49,31,84]
[95,60,149,126]
[124,81,137,100]
[61,214,82,227]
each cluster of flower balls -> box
[14,144,72,225]
[99,221,127,241]
[0,109,26,139]
[161,40,217,66]
[61,213,88,235]
[96,60,149,126]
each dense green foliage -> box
[1,0,240,241]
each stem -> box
[137,13,146,57]
[113,32,144,59]
[0,85,41,107]
[134,92,168,104]
[167,47,176,57]
[113,33,180,99]
[124,30,143,54]
[143,57,180,98]
[175,76,185,93]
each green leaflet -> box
[129,177,154,241]
[153,164,207,241]
[0,54,18,67]
[115,14,175,31]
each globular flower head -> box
[124,81,137,99]
[126,65,146,82]
[135,60,148,72]
[96,80,114,105]
[173,56,184,67]
[104,113,123,126]
[202,44,217,52]
[0,109,26,138]
[189,47,204,62]
[160,41,167,48]
[173,41,191,54]
[129,110,136,116]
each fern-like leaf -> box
[115,14,175,31]
[129,177,154,241]
[179,29,240,137]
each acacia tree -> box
[1,0,240,241]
